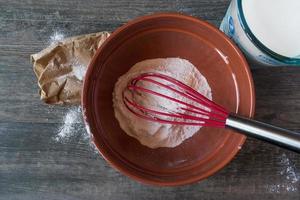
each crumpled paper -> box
[31,32,110,104]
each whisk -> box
[123,72,300,152]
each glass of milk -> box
[220,0,300,66]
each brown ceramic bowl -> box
[82,13,255,186]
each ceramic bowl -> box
[82,13,255,186]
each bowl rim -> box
[82,12,256,186]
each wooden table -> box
[1,0,300,199]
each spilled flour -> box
[55,107,82,141]
[47,31,97,153]
[280,153,300,184]
[72,63,86,81]
[49,31,65,44]
[267,153,300,193]
[54,106,98,154]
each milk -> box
[220,0,300,66]
[243,0,300,58]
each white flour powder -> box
[55,107,82,141]
[267,153,300,193]
[113,58,212,148]
[72,63,86,81]
[54,106,98,154]
[49,31,65,45]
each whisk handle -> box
[226,114,300,153]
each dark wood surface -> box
[1,0,300,199]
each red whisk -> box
[123,72,300,153]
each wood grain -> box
[0,0,300,199]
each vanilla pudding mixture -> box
[113,58,212,148]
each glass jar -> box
[220,0,300,66]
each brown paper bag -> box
[31,32,110,104]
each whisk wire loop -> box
[123,72,229,127]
